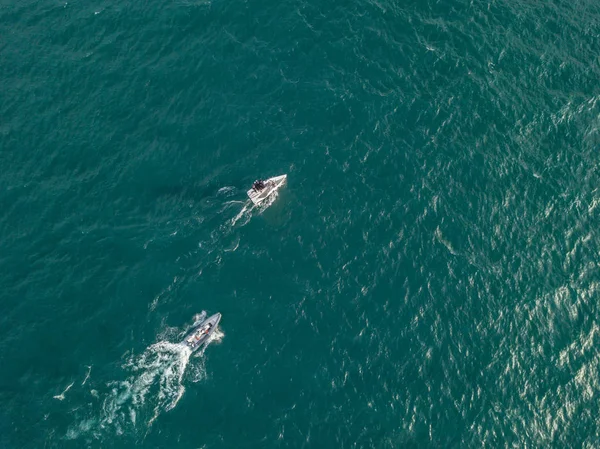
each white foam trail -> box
[224,236,240,252]
[68,331,222,439]
[65,341,198,441]
[91,332,222,433]
[231,202,253,226]
[82,366,92,386]
[113,342,191,424]
[54,381,75,400]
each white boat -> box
[247,174,287,205]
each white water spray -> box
[68,327,224,441]
[101,342,193,431]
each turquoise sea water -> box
[2,0,600,447]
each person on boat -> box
[253,180,266,191]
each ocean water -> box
[2,0,600,447]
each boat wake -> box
[112,342,192,428]
[229,200,256,226]
[67,338,217,440]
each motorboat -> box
[247,175,287,205]
[182,313,221,352]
